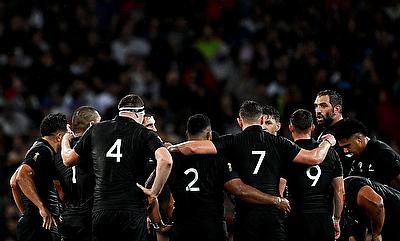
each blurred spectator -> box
[2,1,400,240]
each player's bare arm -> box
[168,140,217,155]
[16,164,57,230]
[293,134,336,165]
[138,147,172,205]
[224,178,290,213]
[357,186,384,241]
[331,176,345,240]
[10,167,25,214]
[61,131,80,166]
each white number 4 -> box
[106,139,123,162]
[252,151,266,174]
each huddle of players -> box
[9,90,400,241]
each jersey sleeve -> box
[212,134,234,155]
[331,149,343,178]
[277,136,301,162]
[23,146,52,174]
[219,158,240,184]
[376,150,400,183]
[74,126,93,161]
[143,130,164,153]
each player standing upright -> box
[61,94,173,241]
[286,109,344,241]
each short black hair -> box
[72,106,99,133]
[40,113,68,137]
[239,100,263,122]
[262,105,280,122]
[118,94,144,110]
[334,118,368,140]
[290,109,313,133]
[187,114,211,136]
[317,89,343,108]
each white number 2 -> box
[306,165,321,187]
[184,168,200,192]
[72,166,77,184]
[106,139,123,162]
[252,151,266,174]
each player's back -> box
[285,139,342,213]
[215,126,300,202]
[344,176,400,241]
[55,136,94,214]
[76,116,162,211]
[169,153,229,223]
[169,152,231,241]
[22,139,59,216]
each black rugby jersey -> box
[74,116,164,211]
[22,138,59,216]
[54,137,94,214]
[169,153,237,225]
[213,125,300,208]
[285,139,342,213]
[344,176,400,241]
[350,139,400,186]
[316,119,354,177]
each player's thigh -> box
[93,209,147,241]
[61,214,91,241]
[288,213,334,241]
[234,208,285,241]
[171,221,226,241]
[17,215,57,241]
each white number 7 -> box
[252,151,266,174]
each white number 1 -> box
[252,151,266,174]
[72,166,77,183]
[106,139,123,162]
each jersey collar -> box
[243,125,262,132]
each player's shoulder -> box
[29,140,54,156]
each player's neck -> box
[242,123,261,130]
[42,136,58,152]
[330,115,343,126]
[291,132,311,141]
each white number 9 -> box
[306,165,321,187]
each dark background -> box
[1,0,400,239]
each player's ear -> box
[236,117,243,128]
[57,132,64,142]
[310,123,315,132]
[276,122,281,132]
[333,104,342,115]
[288,123,294,133]
[259,115,265,125]
[206,130,212,141]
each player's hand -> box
[163,142,172,148]
[136,183,157,206]
[64,124,75,142]
[277,197,291,214]
[320,134,336,147]
[39,206,57,230]
[167,145,179,153]
[158,223,173,233]
[372,234,382,241]
[333,221,340,240]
